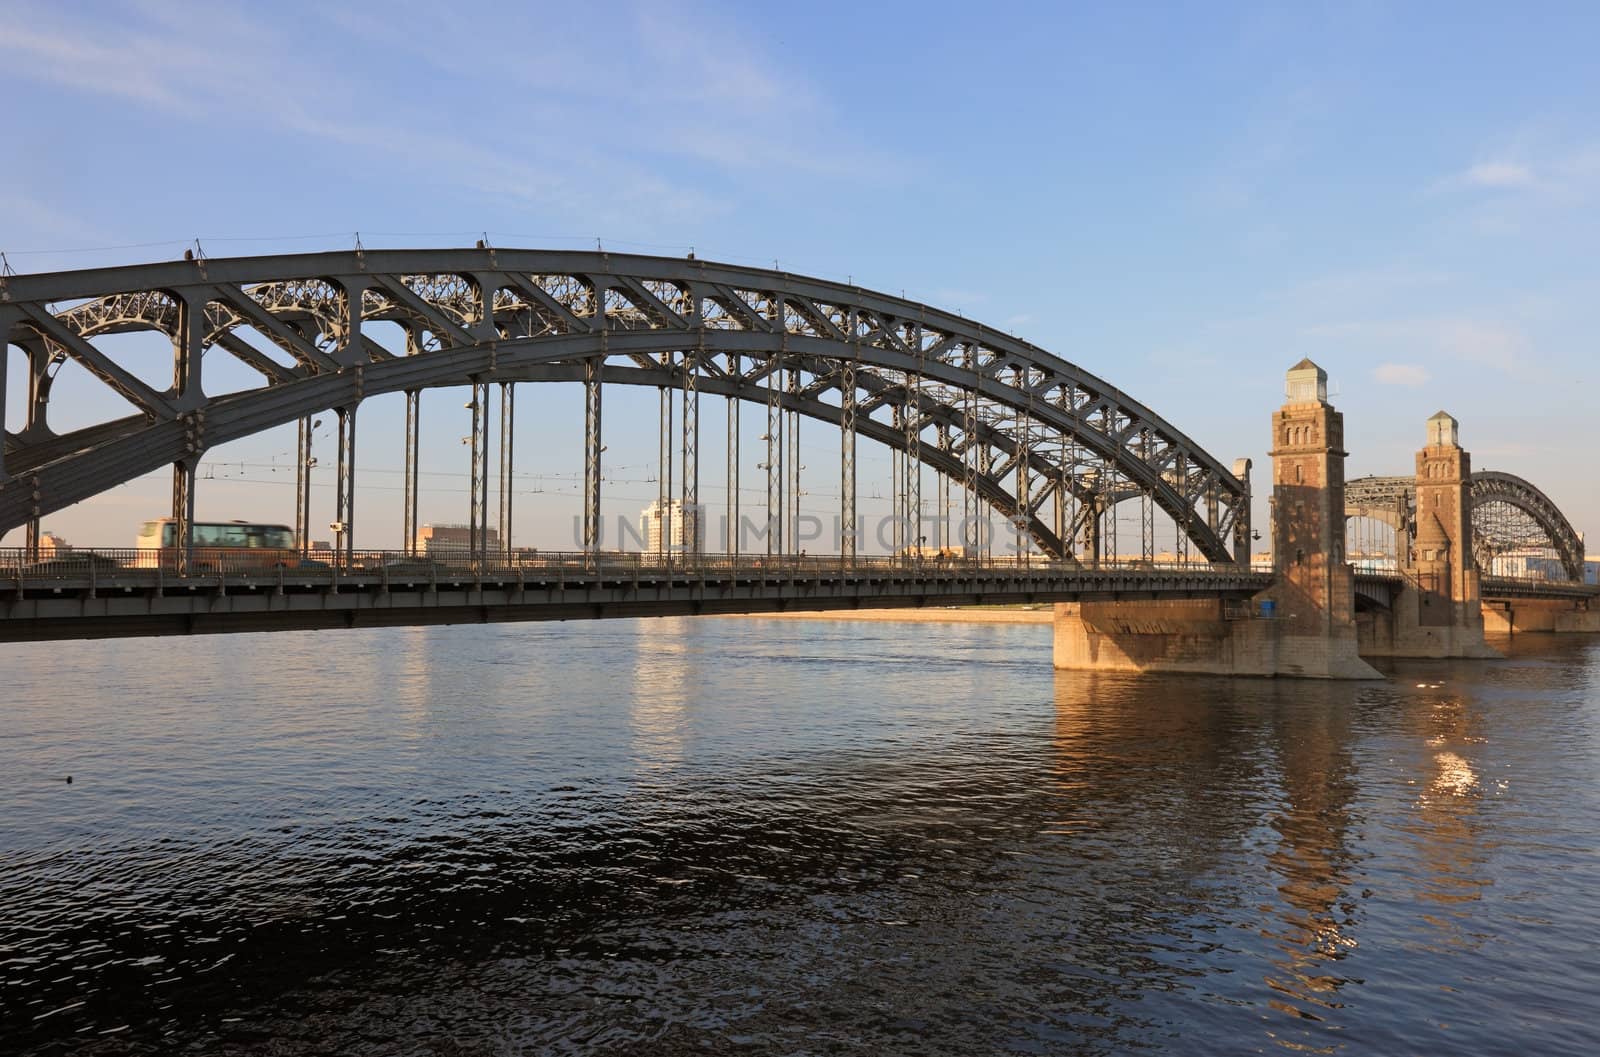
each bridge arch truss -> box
[1345,472,1585,581]
[1,249,1251,563]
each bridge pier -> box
[1054,360,1379,679]
[1482,598,1600,635]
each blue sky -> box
[2,0,1596,551]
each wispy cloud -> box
[1304,317,1538,376]
[1436,138,1600,208]
[1373,363,1429,386]
[1461,161,1535,189]
[0,0,889,231]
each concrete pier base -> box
[1052,600,1381,680]
[1357,587,1500,659]
[1482,600,1600,635]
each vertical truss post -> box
[840,357,857,566]
[681,346,698,557]
[1054,475,1066,557]
[296,415,314,556]
[171,292,205,574]
[1140,488,1154,561]
[726,353,740,555]
[1016,402,1032,562]
[468,379,488,565]
[962,343,980,555]
[905,364,922,559]
[1393,493,1409,571]
[892,405,903,558]
[978,441,994,558]
[171,457,196,575]
[1066,438,1079,561]
[937,424,951,551]
[1086,495,1103,567]
[402,394,419,556]
[1140,432,1155,562]
[766,344,783,557]
[1232,458,1252,569]
[499,382,515,561]
[173,290,205,411]
[583,358,603,554]
[21,342,43,556]
[788,364,801,554]
[1104,478,1117,566]
[334,405,357,570]
[1175,451,1190,563]
[658,353,673,563]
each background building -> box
[415,523,500,556]
[37,531,71,557]
[640,500,703,554]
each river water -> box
[2,618,1598,1055]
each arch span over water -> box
[1,249,1250,560]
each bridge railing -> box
[0,547,1261,588]
[1480,571,1593,586]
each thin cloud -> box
[1462,161,1535,189]
[0,0,889,229]
[1437,141,1600,206]
[1373,363,1429,386]
[1305,317,1538,377]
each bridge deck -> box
[0,552,1271,643]
[1480,575,1599,600]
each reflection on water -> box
[2,622,1599,1055]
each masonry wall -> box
[1052,599,1379,680]
[1481,600,1600,635]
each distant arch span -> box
[1345,472,1584,581]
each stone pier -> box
[1481,599,1600,635]
[1054,360,1380,679]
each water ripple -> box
[2,621,1598,1054]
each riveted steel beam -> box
[403,394,419,555]
[498,383,514,559]
[332,406,357,568]
[726,353,740,555]
[583,359,602,553]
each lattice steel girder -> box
[1345,471,1584,582]
[0,249,1249,559]
[583,359,602,552]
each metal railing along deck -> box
[0,548,1260,588]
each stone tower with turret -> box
[1409,411,1490,647]
[1049,359,1381,679]
[1270,361,1351,630]
[1262,360,1376,677]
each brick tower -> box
[1270,360,1351,630]
[1410,411,1488,645]
[1264,360,1375,677]
[1049,359,1379,679]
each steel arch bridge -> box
[1345,471,1585,581]
[0,248,1251,563]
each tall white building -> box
[641,500,703,554]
